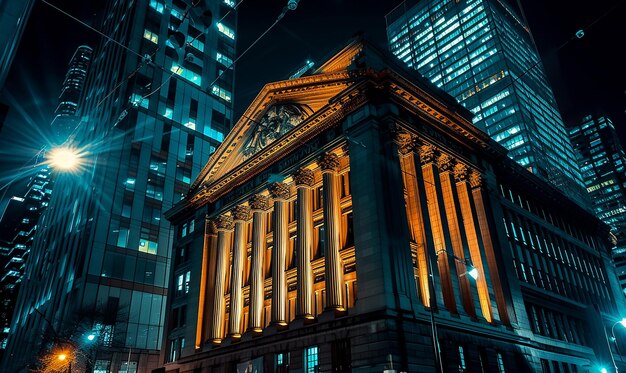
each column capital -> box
[392,128,415,156]
[249,194,270,212]
[269,182,290,201]
[418,143,438,165]
[294,168,315,188]
[469,171,484,189]
[319,152,340,173]
[453,163,470,182]
[231,205,251,222]
[205,218,218,236]
[215,215,234,231]
[436,153,455,172]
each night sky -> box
[1,0,624,199]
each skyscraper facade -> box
[569,115,626,291]
[2,0,236,371]
[50,45,93,144]
[0,163,52,359]
[386,0,586,205]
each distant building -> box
[162,39,626,373]
[569,115,626,291]
[386,0,587,207]
[50,45,93,144]
[0,165,52,359]
[2,0,237,372]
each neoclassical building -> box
[163,39,626,372]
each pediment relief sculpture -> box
[242,104,309,160]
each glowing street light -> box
[47,147,83,171]
[466,264,479,280]
[86,334,96,342]
[57,353,67,361]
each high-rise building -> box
[2,0,237,371]
[569,115,626,292]
[0,164,52,359]
[161,39,626,373]
[385,0,586,206]
[50,45,93,144]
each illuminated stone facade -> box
[163,40,626,372]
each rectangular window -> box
[211,84,232,102]
[143,29,158,44]
[119,361,137,373]
[129,93,148,108]
[139,238,158,255]
[304,346,319,373]
[275,352,289,373]
[146,183,163,201]
[94,360,111,373]
[149,0,165,13]
[171,64,202,86]
[217,22,235,39]
[185,270,191,294]
[331,339,351,372]
[458,345,467,371]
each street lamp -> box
[435,249,479,280]
[426,248,480,373]
[46,146,85,172]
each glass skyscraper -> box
[569,115,626,295]
[50,45,93,144]
[386,0,586,205]
[2,0,236,372]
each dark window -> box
[331,339,351,372]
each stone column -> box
[454,164,493,322]
[228,205,250,337]
[269,182,290,325]
[211,215,233,343]
[320,152,345,311]
[419,144,457,313]
[248,194,269,332]
[294,168,315,318]
[437,153,473,317]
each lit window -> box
[139,238,158,255]
[224,0,235,7]
[203,126,224,142]
[185,271,191,293]
[217,22,235,39]
[458,346,466,371]
[211,85,232,102]
[304,346,319,373]
[186,35,204,52]
[146,183,163,201]
[497,353,506,373]
[129,93,148,108]
[149,0,164,13]
[171,64,202,86]
[124,178,135,190]
[143,29,158,44]
[184,120,196,130]
[162,107,173,119]
[94,360,111,373]
[216,52,233,66]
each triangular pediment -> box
[190,42,366,193]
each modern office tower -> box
[162,39,626,372]
[2,0,236,372]
[50,45,93,144]
[569,115,626,292]
[0,165,52,359]
[0,0,35,89]
[386,0,587,206]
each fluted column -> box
[419,144,457,313]
[269,182,290,325]
[211,215,233,343]
[454,164,493,322]
[248,194,269,332]
[228,205,250,337]
[294,168,315,318]
[320,152,345,311]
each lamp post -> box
[607,318,626,372]
[427,248,479,373]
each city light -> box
[47,147,83,171]
[467,265,479,280]
[86,334,96,341]
[620,318,626,328]
[57,353,67,361]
